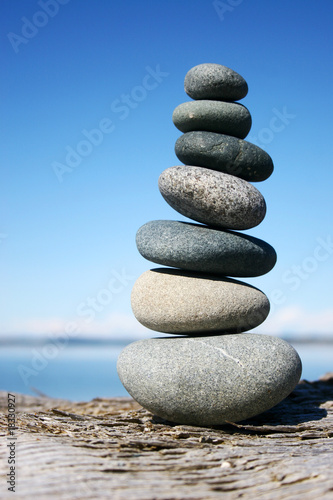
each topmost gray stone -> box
[184,63,248,101]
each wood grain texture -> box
[1,375,333,499]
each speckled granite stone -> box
[184,63,248,101]
[131,268,270,334]
[117,334,302,426]
[158,166,266,230]
[175,131,273,182]
[172,100,252,139]
[136,220,277,277]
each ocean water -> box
[0,341,332,402]
[1,344,128,401]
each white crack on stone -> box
[190,339,245,368]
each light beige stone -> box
[131,268,270,334]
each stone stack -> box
[117,63,302,427]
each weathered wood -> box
[1,375,333,499]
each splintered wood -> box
[1,376,333,499]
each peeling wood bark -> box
[1,375,333,499]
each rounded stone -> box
[175,131,273,182]
[117,334,302,426]
[131,268,270,334]
[184,63,248,101]
[172,100,252,139]
[158,166,266,230]
[136,220,277,277]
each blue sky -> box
[1,0,333,340]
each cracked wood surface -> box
[1,375,333,499]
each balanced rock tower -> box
[117,64,302,426]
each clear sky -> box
[1,0,333,340]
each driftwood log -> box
[1,375,333,499]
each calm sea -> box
[1,340,332,402]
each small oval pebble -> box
[131,268,270,334]
[184,63,248,101]
[136,220,277,277]
[117,334,302,426]
[172,100,252,139]
[175,131,273,182]
[158,166,266,230]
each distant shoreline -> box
[1,335,333,347]
[0,337,132,347]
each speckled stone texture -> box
[158,166,266,230]
[131,268,270,334]
[175,131,273,182]
[184,63,248,101]
[136,220,277,277]
[172,100,252,139]
[117,334,302,426]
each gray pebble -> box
[117,334,302,426]
[172,100,252,139]
[184,63,248,101]
[136,220,277,277]
[131,268,270,334]
[175,131,273,182]
[158,166,266,230]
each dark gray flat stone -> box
[117,334,302,426]
[158,166,266,230]
[136,220,277,277]
[184,63,248,101]
[175,131,273,182]
[131,268,270,334]
[172,100,252,139]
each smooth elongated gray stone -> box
[117,334,302,426]
[136,220,277,277]
[184,63,248,101]
[175,131,273,182]
[158,166,266,230]
[131,268,270,334]
[172,100,252,139]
